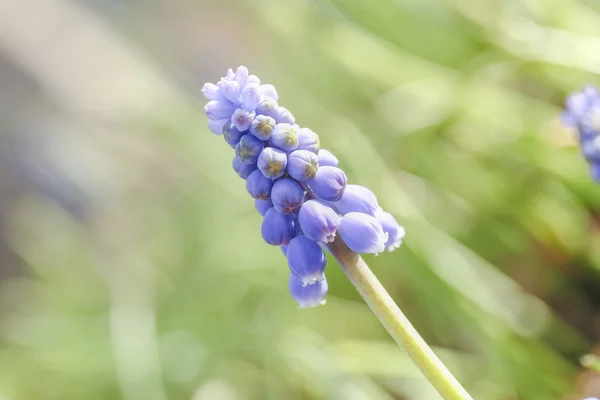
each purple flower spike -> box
[235,135,263,165]
[255,199,273,216]
[338,212,388,255]
[205,100,236,121]
[318,149,338,167]
[232,108,255,131]
[375,210,405,252]
[261,208,295,246]
[250,115,276,141]
[246,169,273,199]
[296,128,320,154]
[298,200,340,243]
[289,274,328,308]
[270,123,299,152]
[271,178,305,215]
[336,184,379,216]
[287,150,318,182]
[255,98,280,119]
[223,121,245,148]
[242,83,261,111]
[286,235,327,285]
[257,147,287,179]
[203,66,408,309]
[308,166,347,201]
[232,156,257,179]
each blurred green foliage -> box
[2,0,600,399]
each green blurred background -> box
[0,0,599,399]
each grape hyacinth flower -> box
[257,147,287,179]
[298,200,340,243]
[202,66,476,400]
[270,123,299,152]
[338,212,388,255]
[561,85,600,182]
[287,150,318,182]
[202,65,405,307]
[235,134,263,165]
[271,178,305,214]
[308,166,347,201]
[289,274,327,308]
[287,235,327,285]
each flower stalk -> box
[327,236,473,400]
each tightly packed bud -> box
[223,121,245,148]
[250,115,276,140]
[261,208,295,245]
[271,178,305,214]
[318,149,338,167]
[289,274,328,308]
[376,209,406,252]
[205,100,236,121]
[309,166,347,201]
[336,184,379,216]
[287,235,327,285]
[246,169,273,199]
[271,123,299,152]
[338,212,388,255]
[257,147,287,179]
[276,107,296,125]
[299,200,340,243]
[203,66,406,308]
[235,135,263,165]
[232,156,257,179]
[256,98,279,119]
[255,199,273,216]
[287,150,318,182]
[296,128,320,153]
[232,108,256,131]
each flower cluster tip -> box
[203,66,406,307]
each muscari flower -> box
[232,156,257,179]
[298,200,340,243]
[289,274,327,308]
[202,66,405,307]
[318,149,338,167]
[338,212,388,255]
[255,199,273,216]
[562,85,600,181]
[287,150,318,182]
[250,115,276,141]
[336,184,379,216]
[223,121,245,148]
[235,134,263,165]
[308,166,347,201]
[257,147,287,179]
[246,169,273,199]
[287,235,327,285]
[296,128,319,153]
[376,209,406,252]
[261,208,295,245]
[271,178,305,214]
[270,123,299,152]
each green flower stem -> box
[327,237,473,400]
